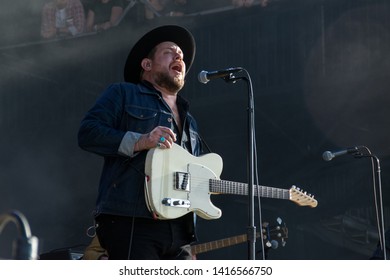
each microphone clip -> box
[223,73,244,83]
[352,150,365,158]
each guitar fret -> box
[210,179,289,200]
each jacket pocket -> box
[125,106,159,133]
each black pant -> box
[95,214,194,260]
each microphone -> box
[322,147,359,161]
[198,67,243,84]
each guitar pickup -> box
[162,198,190,208]
[175,172,190,191]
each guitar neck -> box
[210,179,290,200]
[191,232,261,255]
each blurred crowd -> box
[40,0,271,39]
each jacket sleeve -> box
[78,83,128,156]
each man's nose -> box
[174,52,183,61]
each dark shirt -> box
[89,0,125,24]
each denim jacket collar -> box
[138,80,190,112]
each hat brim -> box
[124,25,196,83]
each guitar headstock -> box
[289,185,318,207]
[262,217,288,249]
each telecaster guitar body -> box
[145,143,223,220]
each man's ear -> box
[141,58,152,71]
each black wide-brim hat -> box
[124,25,196,83]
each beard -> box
[154,71,185,93]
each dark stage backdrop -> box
[0,0,389,260]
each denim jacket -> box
[78,82,202,218]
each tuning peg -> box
[270,240,279,249]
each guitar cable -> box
[122,156,146,260]
[253,131,267,260]
[127,216,136,260]
[199,134,213,154]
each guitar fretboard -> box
[191,233,249,255]
[209,179,290,200]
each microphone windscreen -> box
[198,71,208,84]
[322,151,333,161]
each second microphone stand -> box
[353,147,387,260]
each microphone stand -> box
[354,147,387,260]
[224,72,257,260]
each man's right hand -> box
[134,126,177,151]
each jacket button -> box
[167,118,173,122]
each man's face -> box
[149,41,186,93]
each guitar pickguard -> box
[185,163,222,219]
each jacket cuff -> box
[118,131,142,157]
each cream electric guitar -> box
[145,144,318,220]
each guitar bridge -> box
[162,198,190,208]
[175,172,190,191]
